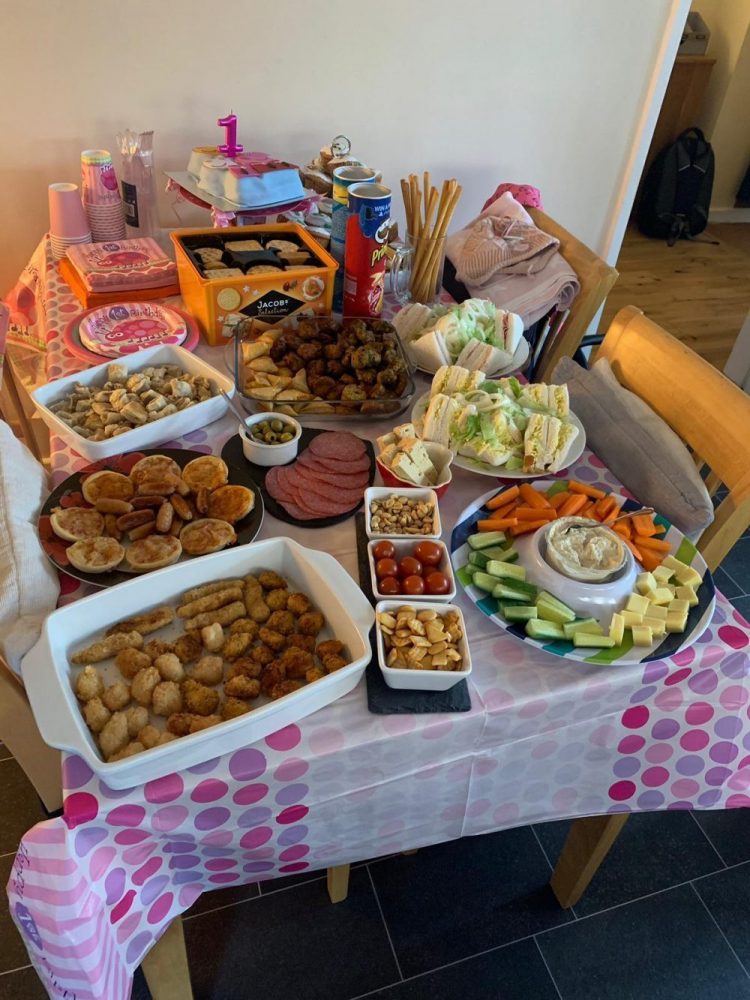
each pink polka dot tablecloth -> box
[5,238,750,1000]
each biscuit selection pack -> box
[171,223,337,344]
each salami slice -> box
[308,431,366,461]
[265,466,297,503]
[293,459,369,490]
[278,499,325,521]
[305,453,371,475]
[288,470,364,507]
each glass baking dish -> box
[226,315,416,419]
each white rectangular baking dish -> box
[31,343,235,461]
[374,600,471,691]
[22,538,374,788]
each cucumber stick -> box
[503,605,539,623]
[485,560,526,582]
[494,581,538,602]
[526,619,566,641]
[468,531,506,550]
[562,618,604,640]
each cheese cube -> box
[609,612,625,646]
[626,593,651,616]
[642,616,667,637]
[647,605,668,621]
[675,585,699,607]
[669,599,690,616]
[622,610,644,627]
[665,613,688,634]
[647,587,675,606]
[636,572,657,596]
[631,625,654,647]
[653,565,674,585]
[662,555,703,588]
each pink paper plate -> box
[79,302,187,356]
[63,305,200,366]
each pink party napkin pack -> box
[65,238,177,293]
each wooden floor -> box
[601,224,750,369]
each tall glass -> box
[391,231,446,306]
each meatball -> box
[297,612,325,636]
[306,359,327,379]
[247,599,271,623]
[316,640,345,660]
[173,633,202,664]
[258,627,286,651]
[265,588,289,611]
[286,593,312,616]
[297,341,322,362]
[138,725,162,749]
[270,680,303,700]
[116,648,151,680]
[143,639,174,660]
[260,661,287,695]
[154,652,184,682]
[351,345,381,369]
[125,705,149,738]
[83,697,111,734]
[305,667,326,683]
[131,666,160,707]
[322,654,348,673]
[75,665,104,702]
[227,657,262,680]
[201,623,224,651]
[222,697,251,721]
[258,571,287,591]
[224,675,261,700]
[221,633,252,660]
[281,352,305,374]
[341,385,367,401]
[152,681,183,717]
[191,655,224,686]
[229,618,259,639]
[250,644,275,667]
[98,711,129,758]
[296,319,319,341]
[278,647,314,680]
[308,376,336,398]
[266,610,295,635]
[182,678,220,716]
[102,681,131,712]
[286,633,315,653]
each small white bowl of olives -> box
[239,413,302,466]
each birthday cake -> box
[187,146,304,208]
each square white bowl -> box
[22,537,375,788]
[367,538,456,602]
[364,486,441,540]
[374,600,472,691]
[31,343,235,461]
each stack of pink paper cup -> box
[81,149,126,241]
[48,183,92,261]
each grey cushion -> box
[552,356,714,539]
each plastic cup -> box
[48,183,90,239]
[81,149,121,206]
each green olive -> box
[280,432,293,443]
[271,419,284,432]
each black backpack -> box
[637,128,714,245]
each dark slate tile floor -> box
[0,566,749,999]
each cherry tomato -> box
[375,558,399,579]
[425,571,451,595]
[379,576,400,596]
[398,556,423,579]
[402,574,426,595]
[414,541,442,567]
[373,540,396,560]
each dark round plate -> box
[39,448,264,588]
[221,429,375,529]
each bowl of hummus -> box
[543,517,627,583]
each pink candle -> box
[217,113,243,157]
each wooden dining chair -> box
[550,304,750,908]
[527,208,619,382]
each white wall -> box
[0,0,679,295]
[691,0,750,134]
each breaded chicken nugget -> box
[297,612,325,637]
[266,610,295,635]
[182,678,220,716]
[258,627,286,651]
[185,601,246,632]
[106,606,175,637]
[278,647,314,679]
[226,657,262,680]
[316,640,345,660]
[265,588,289,611]
[224,675,261,700]
[99,711,129,758]
[173,633,203,664]
[152,681,183,717]
[191,655,224,686]
[75,665,104,702]
[260,661,287,695]
[188,714,222,733]
[306,667,326,683]
[176,586,243,619]
[131,666,160,706]
[116,648,152,679]
[102,681,131,711]
[71,631,143,664]
[143,639,174,660]
[286,633,315,653]
[247,598,270,624]
[221,633,252,660]
[125,706,149,738]
[270,680,303,699]
[250,644,275,666]
[286,592,312,616]
[258,571,287,591]
[228,618,259,639]
[83,697,111,733]
[138,725,162,749]
[322,654,348,673]
[201,623,224,651]
[166,713,193,737]
[154,652,185,682]
[108,741,145,762]
[222,698,251,720]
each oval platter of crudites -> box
[39,448,264,588]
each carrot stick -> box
[558,494,588,518]
[596,496,617,519]
[639,549,663,571]
[651,523,666,535]
[568,480,606,500]
[580,500,595,514]
[486,485,519,511]
[612,521,631,539]
[519,483,551,509]
[509,519,550,536]
[515,507,557,521]
[634,534,672,553]
[477,517,518,531]
[632,514,658,536]
[623,538,643,562]
[549,491,571,510]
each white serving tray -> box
[364,487,442,539]
[367,538,456,603]
[22,538,375,789]
[31,343,235,461]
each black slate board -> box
[222,429,375,530]
[355,513,471,714]
[39,448,264,589]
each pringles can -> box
[343,183,391,317]
[330,166,378,312]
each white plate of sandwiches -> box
[411,365,585,479]
[22,537,375,788]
